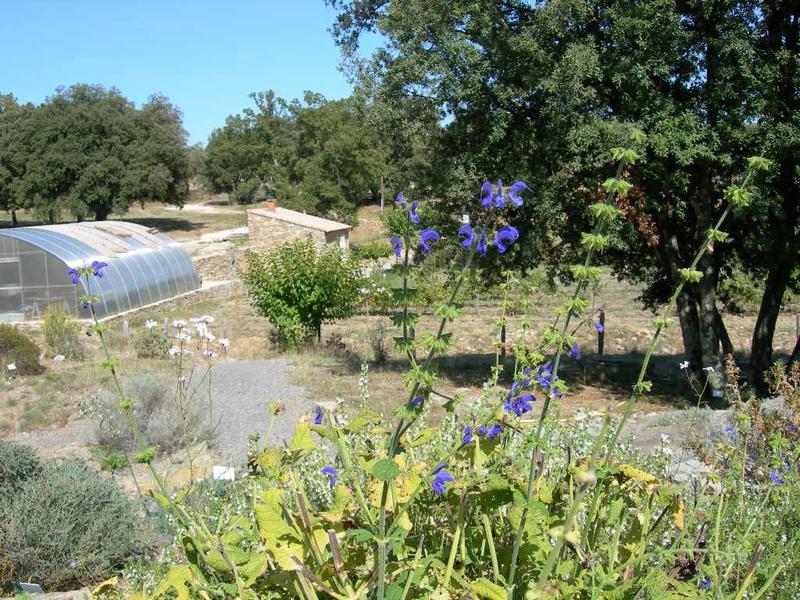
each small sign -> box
[16,582,45,593]
[212,465,235,481]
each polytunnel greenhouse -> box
[0,221,200,321]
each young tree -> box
[242,238,364,345]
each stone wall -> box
[247,210,328,251]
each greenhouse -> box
[0,221,200,321]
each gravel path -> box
[207,359,310,468]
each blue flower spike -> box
[390,235,403,257]
[431,463,454,496]
[418,229,440,254]
[508,181,530,207]
[313,406,324,425]
[322,466,338,487]
[458,223,475,249]
[493,225,519,253]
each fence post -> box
[597,309,605,356]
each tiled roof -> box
[247,206,352,233]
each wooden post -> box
[500,322,507,362]
[597,310,605,356]
[380,175,385,213]
[122,320,129,337]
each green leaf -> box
[610,147,640,165]
[580,232,609,252]
[633,380,653,395]
[706,228,729,242]
[589,202,623,221]
[470,577,507,600]
[678,268,703,283]
[372,458,400,482]
[724,185,752,209]
[746,156,772,172]
[602,177,633,197]
[288,423,316,452]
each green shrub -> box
[0,324,44,376]
[133,322,170,358]
[242,237,364,346]
[354,240,394,260]
[91,373,211,455]
[41,303,85,360]
[230,177,260,204]
[0,458,151,592]
[0,441,41,500]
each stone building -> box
[246,201,352,252]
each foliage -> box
[0,458,151,593]
[353,240,394,261]
[41,303,85,360]
[89,373,210,455]
[242,238,364,345]
[0,84,189,222]
[0,324,43,376]
[0,441,41,500]
[369,323,389,365]
[133,324,170,359]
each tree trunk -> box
[697,253,721,372]
[750,261,792,395]
[94,207,110,221]
[10,210,17,227]
[714,305,734,357]
[787,334,800,372]
[675,289,703,368]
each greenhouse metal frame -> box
[0,221,200,321]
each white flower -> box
[172,319,187,329]
[203,349,218,359]
[168,346,182,356]
[660,433,670,444]
[7,363,16,371]
[702,366,715,373]
[52,354,65,362]
[218,338,230,348]
[175,332,191,343]
[679,360,690,370]
[145,319,158,330]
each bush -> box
[242,237,364,346]
[133,322,170,358]
[230,177,260,204]
[354,240,394,260]
[41,303,85,360]
[92,373,211,455]
[0,441,41,500]
[0,458,150,592]
[0,324,44,376]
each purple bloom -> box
[390,235,403,257]
[462,426,474,445]
[550,387,563,399]
[536,362,554,390]
[505,393,535,417]
[66,268,81,285]
[508,181,529,207]
[487,424,504,440]
[408,200,420,224]
[522,367,531,389]
[493,225,519,253]
[418,229,440,254]
[789,423,797,433]
[477,425,488,436]
[68,559,78,569]
[699,577,712,590]
[431,466,454,496]
[594,321,604,333]
[396,192,407,209]
[458,223,475,249]
[322,466,338,486]
[313,406,324,425]
[480,181,493,208]
[91,260,108,278]
[770,468,785,485]
[476,232,488,256]
[724,424,736,439]
[569,343,581,360]
[410,396,424,409]
[493,180,506,208]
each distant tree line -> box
[0,84,189,223]
[326,0,799,393]
[201,90,438,223]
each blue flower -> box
[594,321,604,333]
[66,268,81,285]
[477,425,488,436]
[418,229,440,254]
[390,235,403,257]
[396,192,407,209]
[522,367,531,389]
[493,225,519,253]
[410,396,424,409]
[493,180,506,208]
[91,260,108,278]
[321,466,338,486]
[458,224,474,249]
[504,393,535,417]
[480,181,493,208]
[724,425,736,439]
[313,406,324,425]
[537,362,554,390]
[408,200,420,224]
[508,181,529,207]
[487,424,504,440]
[431,464,454,496]
[698,577,712,590]
[550,387,563,399]
[568,343,581,360]
[476,232,488,256]
[462,426,473,445]
[770,468,785,485]
[788,423,797,433]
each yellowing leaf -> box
[470,577,506,600]
[674,496,685,530]
[92,576,118,594]
[254,488,305,570]
[618,463,658,485]
[289,423,316,452]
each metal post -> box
[597,309,605,356]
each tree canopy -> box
[327,0,799,391]
[0,84,189,222]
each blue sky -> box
[1,0,376,145]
